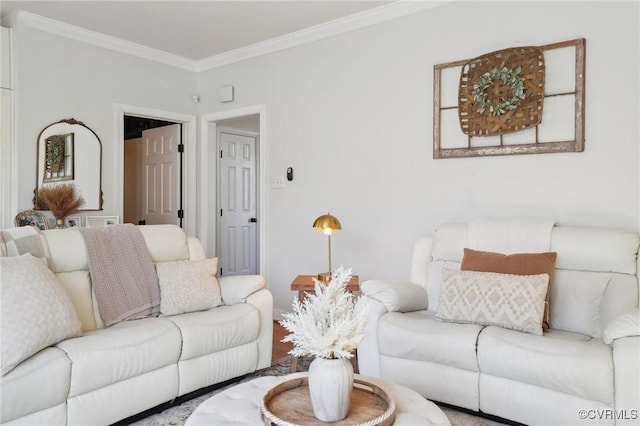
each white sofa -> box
[358,222,640,425]
[0,225,273,426]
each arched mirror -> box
[34,118,103,210]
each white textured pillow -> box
[1,227,49,264]
[435,268,549,335]
[1,253,82,375]
[156,258,222,316]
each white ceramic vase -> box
[307,357,354,422]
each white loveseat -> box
[0,225,273,425]
[358,222,640,425]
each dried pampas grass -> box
[38,184,85,220]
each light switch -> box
[271,177,285,189]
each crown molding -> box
[15,10,198,71]
[14,1,449,73]
[194,1,448,72]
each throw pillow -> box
[156,258,222,316]
[1,253,82,376]
[461,248,557,330]
[435,268,549,335]
[1,226,49,264]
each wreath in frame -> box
[458,45,545,136]
[471,64,525,116]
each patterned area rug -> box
[128,356,506,426]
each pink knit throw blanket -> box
[78,224,160,327]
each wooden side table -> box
[291,274,360,302]
[289,274,360,373]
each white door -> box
[217,130,257,276]
[140,124,181,225]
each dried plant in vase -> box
[38,184,85,228]
[280,266,368,421]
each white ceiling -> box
[0,1,396,61]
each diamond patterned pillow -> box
[1,253,82,375]
[435,268,549,335]
[461,248,557,331]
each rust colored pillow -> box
[461,248,557,331]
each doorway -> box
[123,116,183,226]
[201,106,266,275]
[116,104,197,238]
[217,126,258,276]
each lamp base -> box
[317,272,332,282]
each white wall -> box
[5,2,639,316]
[1,26,14,230]
[196,1,639,314]
[6,12,197,222]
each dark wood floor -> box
[272,320,293,365]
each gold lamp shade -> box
[312,213,342,235]
[313,213,341,281]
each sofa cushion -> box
[42,228,88,273]
[156,258,222,316]
[550,226,640,274]
[436,268,549,335]
[477,326,614,405]
[137,224,190,262]
[1,253,82,375]
[0,347,71,423]
[550,269,613,337]
[461,248,556,329]
[166,304,260,361]
[55,270,96,332]
[56,317,181,397]
[378,310,482,371]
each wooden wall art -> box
[43,132,74,183]
[433,38,585,159]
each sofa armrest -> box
[612,336,640,425]
[357,297,388,377]
[218,275,266,305]
[245,288,274,369]
[360,280,428,313]
[186,236,206,260]
[603,308,640,344]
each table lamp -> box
[312,213,341,281]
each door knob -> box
[249,218,257,223]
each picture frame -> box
[86,216,120,228]
[65,216,82,228]
[433,38,585,159]
[14,209,49,230]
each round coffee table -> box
[185,372,451,426]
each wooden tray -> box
[261,376,396,426]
